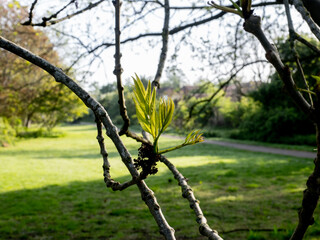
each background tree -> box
[0,1,87,133]
[226,37,320,144]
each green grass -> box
[201,127,315,152]
[165,127,316,152]
[206,136,316,152]
[1,124,320,240]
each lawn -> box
[0,124,320,240]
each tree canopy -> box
[0,1,87,131]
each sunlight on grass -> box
[1,124,320,240]
[214,194,244,202]
[0,125,134,193]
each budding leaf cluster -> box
[132,74,204,157]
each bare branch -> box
[111,0,153,145]
[242,14,320,240]
[21,0,38,25]
[292,0,320,41]
[22,0,105,27]
[243,15,316,122]
[284,0,313,105]
[160,156,223,240]
[113,0,130,136]
[50,1,281,71]
[153,0,170,88]
[188,60,267,119]
[125,131,152,145]
[0,36,176,240]
[294,34,320,55]
[95,114,146,191]
[290,122,320,240]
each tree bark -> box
[0,36,176,240]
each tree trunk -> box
[290,122,320,239]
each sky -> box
[17,0,316,91]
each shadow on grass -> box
[1,154,320,240]
[0,147,127,160]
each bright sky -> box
[17,0,315,90]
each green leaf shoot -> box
[132,75,203,155]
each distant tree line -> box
[0,2,87,146]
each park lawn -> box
[0,124,320,240]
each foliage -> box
[96,88,138,126]
[218,96,260,128]
[229,79,315,143]
[172,80,225,131]
[224,38,319,144]
[277,37,320,92]
[0,1,87,132]
[132,75,203,154]
[0,117,15,147]
[16,128,65,139]
[208,0,245,18]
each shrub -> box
[0,117,15,147]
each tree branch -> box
[95,114,145,191]
[0,36,176,240]
[22,0,105,27]
[160,156,223,240]
[242,13,320,240]
[292,0,320,41]
[294,34,320,55]
[243,15,317,122]
[284,0,313,105]
[188,60,267,119]
[21,0,38,25]
[49,1,281,71]
[111,0,153,145]
[290,123,320,240]
[153,0,170,88]
[113,0,130,136]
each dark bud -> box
[133,143,160,178]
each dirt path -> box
[165,135,316,159]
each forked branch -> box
[95,114,144,191]
[292,0,320,41]
[0,36,176,240]
[22,0,105,27]
[243,15,316,122]
[284,0,313,105]
[242,13,320,240]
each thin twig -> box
[21,0,38,25]
[95,114,143,191]
[284,0,313,106]
[188,60,267,119]
[294,34,320,55]
[292,0,320,41]
[48,1,281,71]
[153,0,170,88]
[22,0,104,27]
[113,0,130,136]
[161,156,223,240]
